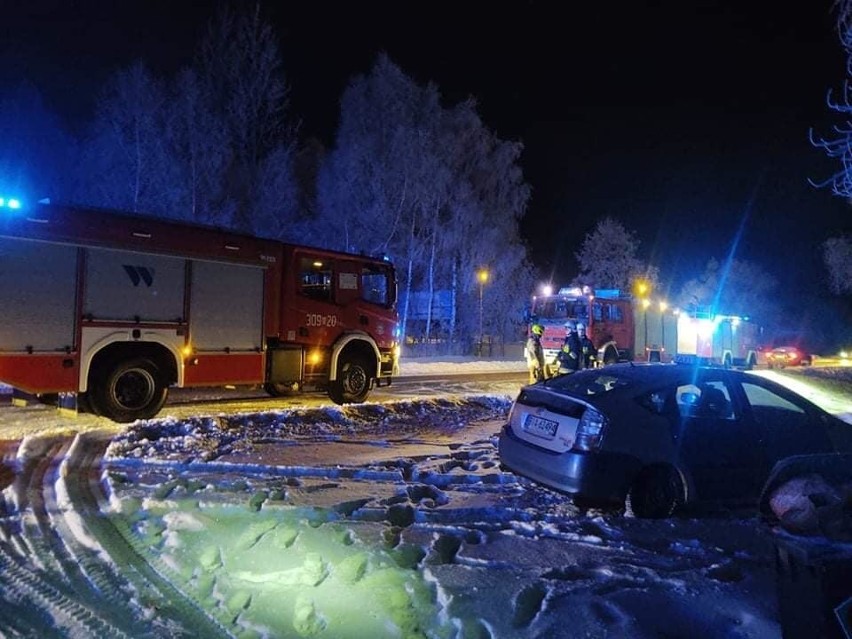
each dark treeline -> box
[2,5,850,351]
[0,7,536,354]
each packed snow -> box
[1,358,851,637]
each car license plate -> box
[523,414,559,438]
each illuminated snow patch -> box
[107,488,464,637]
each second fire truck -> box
[527,286,759,374]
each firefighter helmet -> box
[576,321,586,331]
[531,323,544,336]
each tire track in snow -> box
[0,433,233,638]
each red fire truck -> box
[674,310,760,369]
[528,287,758,372]
[528,287,639,374]
[0,201,400,422]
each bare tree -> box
[73,61,176,215]
[677,257,779,326]
[574,217,657,291]
[318,55,534,350]
[167,67,230,225]
[811,0,852,196]
[197,3,299,236]
[810,1,852,296]
[316,55,441,340]
[439,99,533,345]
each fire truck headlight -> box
[308,350,322,366]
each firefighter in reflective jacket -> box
[557,320,582,374]
[525,323,547,383]
[576,321,596,369]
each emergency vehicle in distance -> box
[0,199,400,422]
[527,286,759,374]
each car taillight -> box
[573,407,606,451]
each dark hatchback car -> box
[498,363,852,518]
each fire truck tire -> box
[90,357,168,423]
[328,357,371,404]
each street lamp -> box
[477,268,489,356]
[641,298,651,359]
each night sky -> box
[3,0,851,295]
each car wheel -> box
[625,466,682,519]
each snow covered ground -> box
[1,359,851,637]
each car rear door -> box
[735,377,834,477]
[674,370,763,502]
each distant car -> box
[498,363,852,518]
[765,345,812,368]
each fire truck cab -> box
[528,287,636,374]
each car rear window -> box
[543,372,630,395]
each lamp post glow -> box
[641,298,651,359]
[477,269,489,356]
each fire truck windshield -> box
[534,298,590,322]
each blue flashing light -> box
[0,196,23,209]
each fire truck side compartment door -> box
[190,260,264,350]
[85,247,184,322]
[0,237,77,351]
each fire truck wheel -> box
[625,465,683,519]
[90,357,168,423]
[329,358,371,404]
